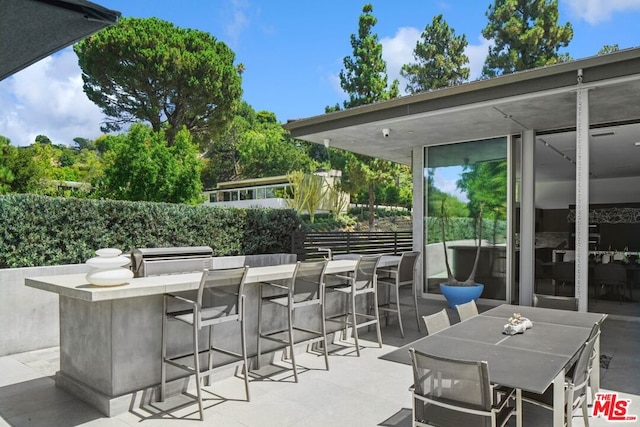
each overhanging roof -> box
[0,0,121,81]
[284,48,640,167]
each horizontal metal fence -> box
[292,231,413,260]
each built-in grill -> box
[131,246,214,277]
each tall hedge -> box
[0,194,301,268]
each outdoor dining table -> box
[24,255,400,417]
[381,304,606,427]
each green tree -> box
[481,0,573,77]
[345,156,402,230]
[457,160,508,246]
[426,169,468,222]
[35,135,52,145]
[68,149,105,188]
[598,44,619,55]
[201,104,316,187]
[74,17,243,145]
[100,124,202,204]
[401,14,470,93]
[5,146,47,194]
[237,126,315,178]
[339,4,400,107]
[337,3,400,230]
[0,136,15,193]
[201,101,256,187]
[73,137,96,151]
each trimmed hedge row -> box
[425,216,507,245]
[0,194,301,268]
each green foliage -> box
[303,213,357,232]
[325,181,350,220]
[202,103,316,187]
[0,194,302,268]
[482,0,573,77]
[457,161,507,220]
[0,136,15,194]
[73,137,96,151]
[100,124,203,204]
[4,145,48,194]
[237,126,315,179]
[401,14,470,93]
[201,101,255,187]
[285,171,326,223]
[426,216,505,244]
[241,209,301,254]
[598,44,619,55]
[334,4,403,229]
[346,155,403,229]
[74,17,243,144]
[339,3,399,109]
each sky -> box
[2,0,640,147]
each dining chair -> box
[409,348,518,427]
[325,255,382,357]
[593,262,629,303]
[533,293,579,311]
[160,266,250,420]
[422,309,450,335]
[376,251,421,337]
[256,260,329,382]
[552,262,576,296]
[566,322,601,404]
[521,323,599,427]
[455,300,478,322]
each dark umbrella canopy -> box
[0,0,120,81]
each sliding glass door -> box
[423,138,508,301]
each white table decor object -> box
[85,248,133,286]
[503,312,533,335]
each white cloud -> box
[382,27,491,89]
[563,0,640,24]
[381,27,421,93]
[466,35,492,80]
[434,167,468,203]
[328,72,342,96]
[224,0,250,46]
[0,48,104,147]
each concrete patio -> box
[1,296,638,426]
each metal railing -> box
[292,231,413,260]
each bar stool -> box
[325,255,382,357]
[376,251,421,337]
[257,260,329,382]
[160,266,250,420]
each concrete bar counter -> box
[25,256,399,416]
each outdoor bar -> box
[25,251,400,416]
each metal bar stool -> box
[256,260,329,382]
[160,266,250,420]
[325,255,382,357]
[376,251,421,337]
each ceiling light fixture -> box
[538,137,593,176]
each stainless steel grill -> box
[131,246,214,277]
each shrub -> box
[0,194,302,268]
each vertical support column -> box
[575,83,590,312]
[519,130,536,306]
[506,135,515,305]
[412,146,425,294]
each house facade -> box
[285,48,640,318]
